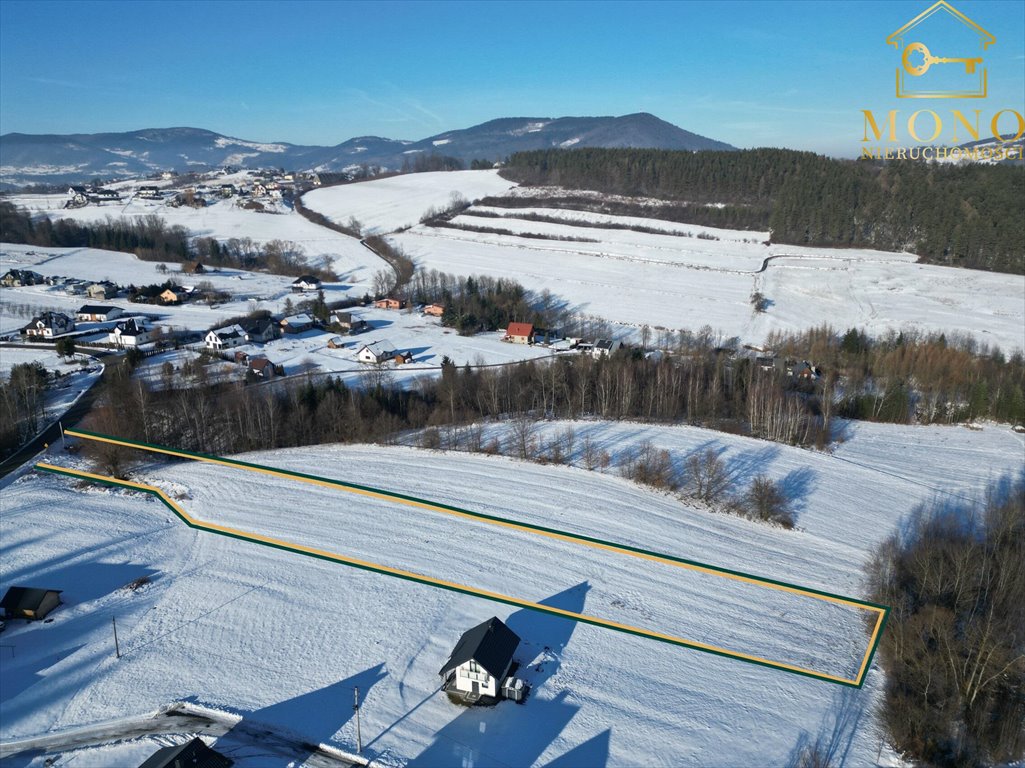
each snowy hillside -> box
[302,170,516,234]
[2,421,1021,765]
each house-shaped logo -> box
[887,0,995,98]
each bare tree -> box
[684,448,731,502]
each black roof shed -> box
[137,737,233,768]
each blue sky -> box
[1,0,1022,156]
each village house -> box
[67,186,90,205]
[280,313,315,334]
[330,310,369,334]
[1,269,44,287]
[136,185,163,200]
[109,318,154,348]
[423,303,445,317]
[1,587,62,620]
[242,316,279,343]
[219,184,237,197]
[291,275,322,293]
[373,297,404,310]
[23,311,75,338]
[247,356,278,380]
[88,188,122,203]
[439,616,525,703]
[86,282,118,300]
[504,322,534,345]
[356,340,393,364]
[159,286,191,305]
[75,304,124,323]
[205,324,248,350]
[592,339,623,358]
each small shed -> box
[1,587,62,620]
[137,737,233,768]
[439,616,520,701]
[423,303,445,317]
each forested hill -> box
[501,148,1024,274]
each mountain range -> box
[0,113,734,188]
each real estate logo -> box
[887,0,994,99]
[861,0,1024,161]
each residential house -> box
[291,275,322,293]
[439,616,521,701]
[356,340,393,364]
[423,303,445,317]
[137,737,233,768]
[219,184,237,197]
[592,339,622,358]
[242,316,279,343]
[136,186,163,200]
[373,297,404,310]
[247,356,278,380]
[1,269,44,287]
[205,325,248,350]
[63,281,86,296]
[86,282,118,300]
[330,311,369,334]
[252,181,269,197]
[504,322,534,345]
[280,313,315,334]
[67,186,90,205]
[1,587,62,620]
[159,286,191,305]
[109,319,154,348]
[76,304,124,323]
[89,188,122,203]
[160,171,174,180]
[532,327,562,345]
[23,312,75,338]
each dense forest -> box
[500,148,1024,274]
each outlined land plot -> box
[40,431,889,686]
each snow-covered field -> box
[293,170,1023,352]
[2,420,1021,766]
[390,223,1024,352]
[302,170,516,234]
[7,194,384,285]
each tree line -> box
[868,478,1024,766]
[0,202,335,280]
[500,148,1024,273]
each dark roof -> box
[138,737,233,768]
[78,304,118,315]
[293,274,321,284]
[0,587,62,612]
[439,616,520,679]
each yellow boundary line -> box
[55,430,890,685]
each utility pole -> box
[112,616,121,659]
[353,686,362,754]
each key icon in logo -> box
[902,41,982,75]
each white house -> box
[109,318,154,347]
[592,338,622,358]
[23,312,75,338]
[76,304,124,323]
[439,617,521,701]
[355,340,394,364]
[291,275,322,293]
[205,324,248,350]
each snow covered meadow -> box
[1,420,1021,765]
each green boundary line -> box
[50,429,892,687]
